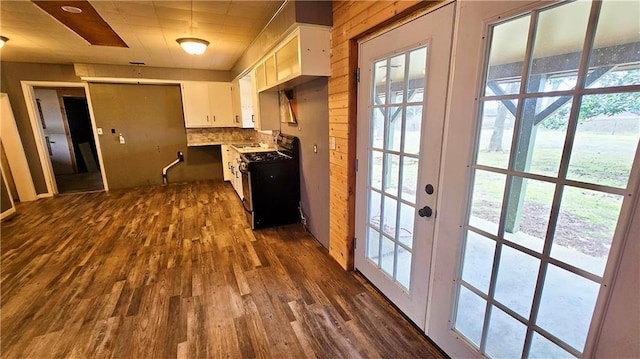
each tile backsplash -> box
[186,128,256,145]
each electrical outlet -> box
[313,144,318,153]
[97,128,103,135]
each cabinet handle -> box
[228,162,231,169]
[251,114,255,123]
[206,115,209,122]
[213,115,216,122]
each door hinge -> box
[354,237,357,249]
[355,158,358,172]
[356,68,360,83]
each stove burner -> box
[243,151,291,162]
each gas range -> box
[242,151,291,162]
[240,134,300,230]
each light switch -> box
[330,137,336,150]
[119,133,125,144]
[97,128,103,135]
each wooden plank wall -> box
[328,0,441,269]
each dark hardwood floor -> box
[1,181,445,358]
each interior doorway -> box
[34,87,103,194]
[22,81,107,196]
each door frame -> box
[21,81,109,196]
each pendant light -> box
[176,1,208,55]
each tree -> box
[542,69,640,130]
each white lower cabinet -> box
[228,147,243,199]
[221,145,232,181]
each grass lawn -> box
[472,125,638,257]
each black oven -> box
[239,135,300,230]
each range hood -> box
[279,89,297,124]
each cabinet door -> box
[208,82,234,127]
[276,34,300,81]
[221,145,232,181]
[181,82,212,128]
[250,70,261,129]
[239,75,254,128]
[231,79,242,127]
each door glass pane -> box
[536,264,600,352]
[515,97,572,177]
[370,151,383,190]
[454,285,486,348]
[484,15,530,96]
[396,246,411,290]
[369,190,381,229]
[407,48,426,103]
[526,1,591,93]
[476,100,517,169]
[371,108,384,149]
[389,54,406,104]
[373,60,387,104]
[381,196,397,237]
[494,245,539,318]
[504,177,555,253]
[586,0,640,89]
[380,235,395,276]
[367,227,381,264]
[398,203,415,248]
[469,170,506,235]
[552,187,623,276]
[461,231,496,294]
[529,332,576,359]
[383,153,400,195]
[566,93,640,189]
[404,105,422,155]
[485,306,527,359]
[386,106,403,152]
[400,156,418,203]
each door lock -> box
[418,206,433,218]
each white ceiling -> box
[0,0,284,70]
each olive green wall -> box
[88,83,222,189]
[0,62,81,194]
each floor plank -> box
[1,181,445,358]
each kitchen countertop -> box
[186,140,276,153]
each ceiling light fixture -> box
[61,5,82,14]
[0,36,8,48]
[177,0,208,55]
[176,38,209,55]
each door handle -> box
[418,206,433,218]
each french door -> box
[354,4,454,327]
[429,1,640,358]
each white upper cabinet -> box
[181,81,234,128]
[253,25,331,92]
[231,75,256,128]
